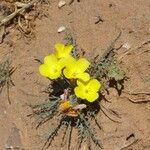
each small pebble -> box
[122,42,131,50]
[57,26,66,33]
[58,0,66,8]
[5,126,23,149]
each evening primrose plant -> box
[30,33,124,150]
[30,42,103,150]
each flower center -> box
[85,89,89,94]
[72,72,77,77]
[53,69,58,73]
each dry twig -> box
[0,0,40,27]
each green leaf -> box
[107,62,125,81]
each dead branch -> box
[123,91,150,96]
[127,97,150,104]
[120,139,140,150]
[0,0,40,27]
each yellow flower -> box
[39,54,64,79]
[74,79,101,102]
[55,43,73,59]
[59,55,75,69]
[63,58,90,81]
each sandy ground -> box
[0,0,150,150]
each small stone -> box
[58,0,66,8]
[57,26,66,33]
[5,126,23,149]
[122,42,131,50]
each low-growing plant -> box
[29,32,125,150]
[0,59,15,104]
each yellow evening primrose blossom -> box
[39,54,64,79]
[74,79,101,102]
[55,43,73,59]
[54,43,75,68]
[59,55,75,69]
[63,58,90,81]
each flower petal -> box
[64,44,73,55]
[88,79,101,92]
[63,68,74,78]
[49,68,61,79]
[55,43,64,52]
[76,58,90,73]
[55,43,65,58]
[63,58,77,79]
[59,55,75,69]
[39,64,50,77]
[74,86,85,99]
[76,73,90,82]
[44,54,57,65]
[85,92,99,102]
[39,63,61,79]
[55,43,73,58]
